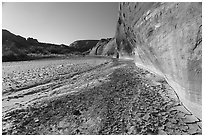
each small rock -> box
[160,112,167,116]
[176,112,186,118]
[142,113,150,121]
[75,129,80,134]
[197,122,202,129]
[174,129,182,135]
[158,125,165,130]
[158,129,167,135]
[3,116,12,121]
[170,118,177,124]
[173,106,191,115]
[73,110,81,116]
[187,124,201,134]
[183,115,199,123]
[180,125,188,132]
[34,117,39,122]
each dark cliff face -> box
[115,2,202,119]
[2,30,99,61]
[2,29,75,61]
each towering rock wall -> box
[115,2,202,119]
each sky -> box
[2,2,119,45]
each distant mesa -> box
[2,29,119,62]
[27,37,38,43]
[2,29,101,62]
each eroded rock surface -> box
[89,38,118,57]
[68,40,99,53]
[115,2,202,119]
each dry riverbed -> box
[2,57,202,135]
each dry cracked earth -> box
[2,57,202,135]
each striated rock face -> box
[89,38,111,55]
[89,38,118,57]
[69,40,99,53]
[115,2,202,119]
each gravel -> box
[2,57,202,135]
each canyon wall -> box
[115,2,202,119]
[89,38,118,57]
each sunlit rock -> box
[115,2,202,119]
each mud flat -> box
[2,57,202,135]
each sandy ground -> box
[2,57,202,135]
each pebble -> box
[34,117,39,122]
[142,113,150,121]
[128,126,135,134]
[180,125,188,132]
[170,118,177,124]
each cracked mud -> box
[2,57,202,135]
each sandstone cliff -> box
[69,40,99,53]
[89,38,118,57]
[115,2,202,119]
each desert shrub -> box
[2,43,28,62]
[2,50,28,62]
